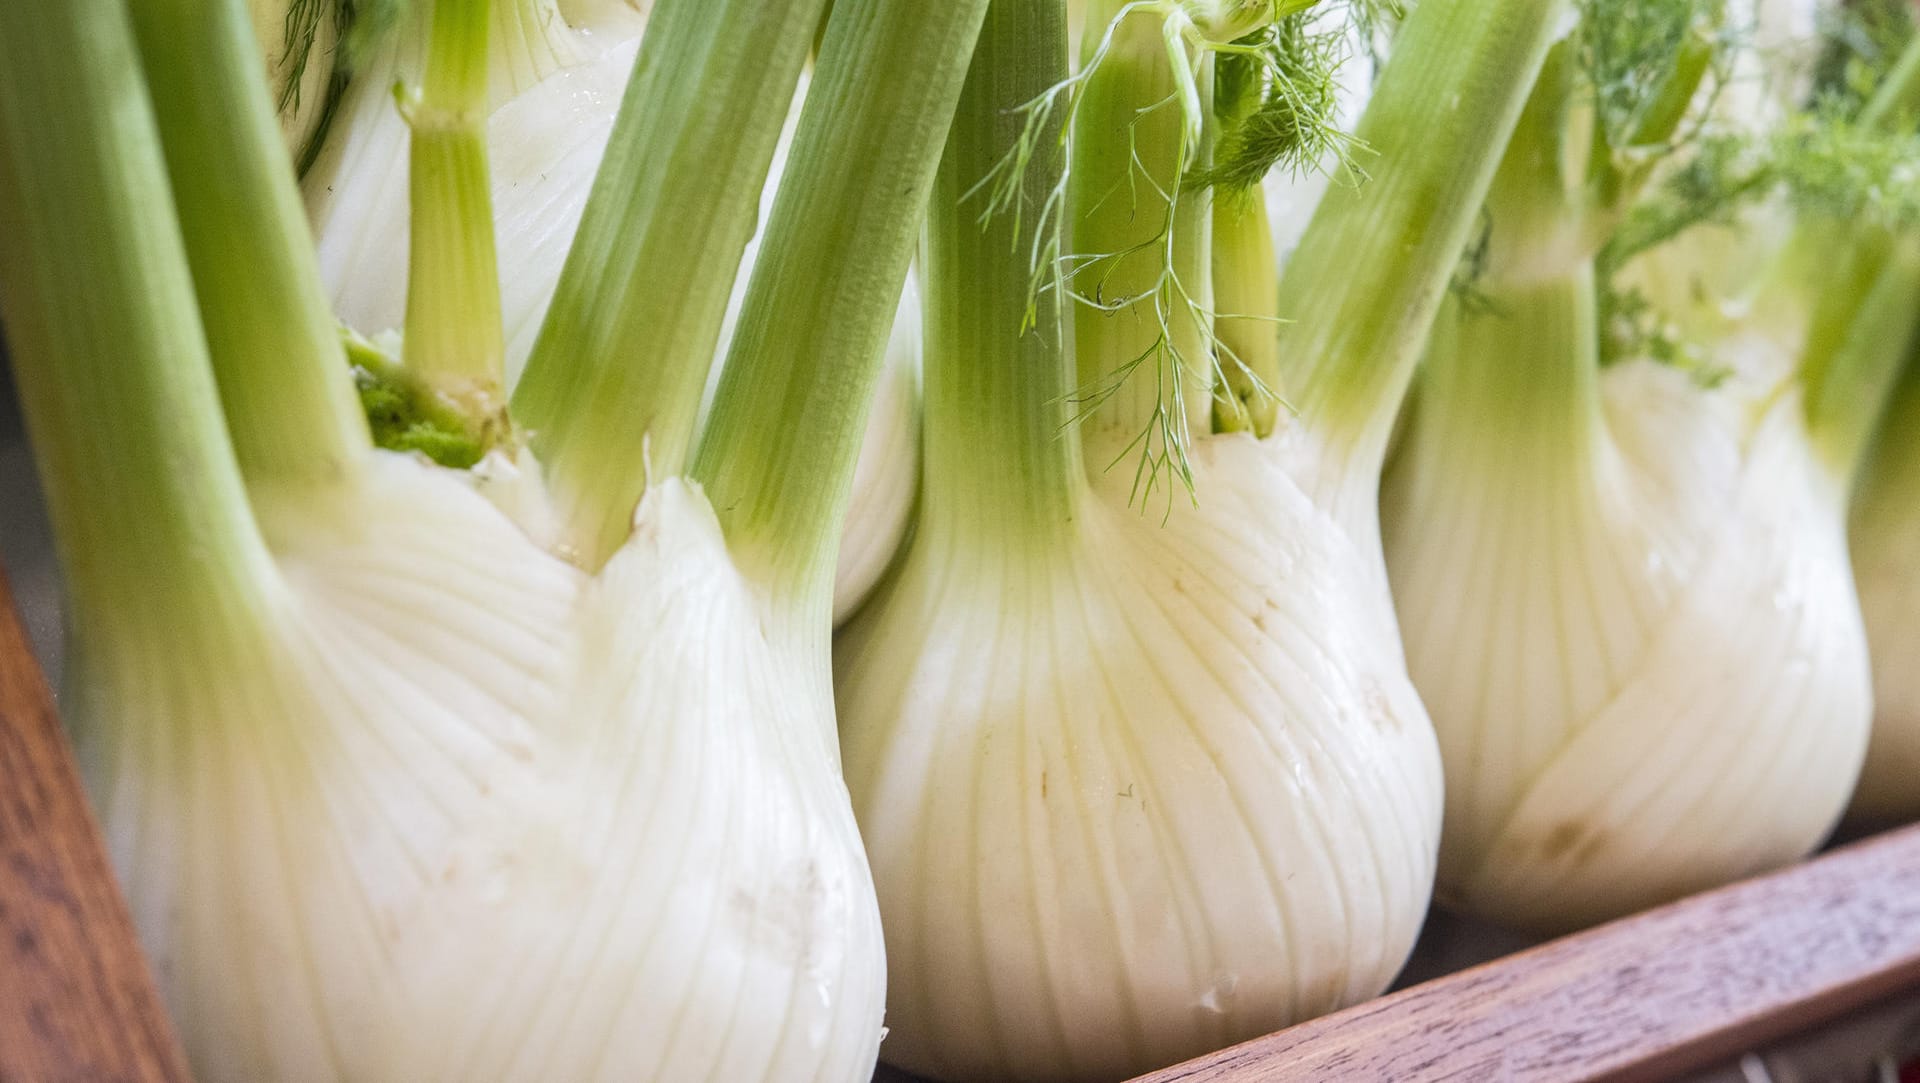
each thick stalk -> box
[128,0,369,489]
[1212,190,1281,435]
[1785,32,1920,459]
[921,0,1082,551]
[1410,266,1607,481]
[1479,42,1583,281]
[1069,3,1215,480]
[1857,32,1920,134]
[1582,19,1718,229]
[511,0,825,569]
[0,0,277,656]
[1408,46,1605,499]
[402,0,507,403]
[1273,0,1572,472]
[1751,31,1920,402]
[691,0,992,614]
[1803,234,1920,476]
[1856,348,1920,520]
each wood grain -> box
[1133,823,1920,1082]
[0,570,190,1081]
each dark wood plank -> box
[0,569,190,1081]
[1133,823,1920,1083]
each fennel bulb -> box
[835,0,1567,1078]
[1386,317,1872,930]
[302,6,919,621]
[838,436,1444,1081]
[1381,16,1920,931]
[0,0,991,1076]
[89,459,888,1082]
[1849,358,1920,822]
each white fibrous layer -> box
[78,452,886,1083]
[1385,353,1870,932]
[835,437,1442,1083]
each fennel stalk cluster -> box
[4,1,1920,1082]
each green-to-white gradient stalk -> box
[836,1,1569,1078]
[0,0,990,1077]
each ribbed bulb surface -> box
[836,434,1442,1083]
[1385,353,1871,932]
[77,452,887,1083]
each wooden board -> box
[1134,822,1920,1082]
[0,570,190,1081]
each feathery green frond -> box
[1771,100,1920,226]
[1187,14,1353,191]
[1813,0,1917,111]
[1580,0,1730,154]
[1601,132,1770,270]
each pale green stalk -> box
[402,0,507,401]
[512,0,828,569]
[692,0,993,615]
[917,0,1081,552]
[1400,18,1719,482]
[1069,0,1215,491]
[1802,235,1920,473]
[127,0,369,489]
[0,0,278,657]
[1857,347,1920,515]
[1413,271,1606,476]
[1793,32,1920,462]
[1211,190,1281,435]
[1273,0,1574,473]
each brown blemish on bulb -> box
[1540,821,1608,866]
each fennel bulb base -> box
[836,434,1442,1083]
[73,452,886,1083]
[1389,362,1871,937]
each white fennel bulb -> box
[1381,17,1920,931]
[835,1,1568,1078]
[87,461,886,1082]
[306,15,919,621]
[0,0,992,1076]
[1386,315,1871,930]
[1849,361,1920,822]
[838,438,1443,1082]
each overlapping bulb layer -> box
[837,441,1441,1083]
[1386,315,1871,931]
[82,455,886,1083]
